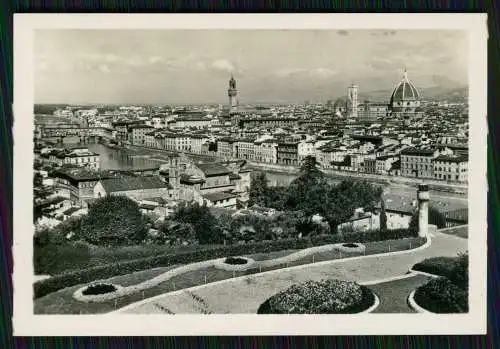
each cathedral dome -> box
[389,70,420,104]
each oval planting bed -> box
[73,283,123,302]
[336,243,366,254]
[411,277,468,313]
[214,256,256,271]
[257,279,376,314]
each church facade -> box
[332,70,423,120]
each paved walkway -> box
[118,231,467,314]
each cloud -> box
[148,56,166,64]
[337,30,349,36]
[211,59,236,72]
[98,64,111,73]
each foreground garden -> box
[410,253,469,313]
[34,156,452,314]
[34,236,425,314]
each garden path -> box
[117,230,467,314]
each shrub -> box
[34,241,91,275]
[34,228,419,299]
[82,283,117,295]
[173,202,222,244]
[224,257,248,265]
[412,257,458,278]
[80,196,147,245]
[414,277,468,313]
[448,253,468,290]
[257,279,374,314]
[409,206,447,234]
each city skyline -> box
[35,29,468,104]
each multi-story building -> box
[130,125,154,146]
[49,148,100,170]
[235,139,256,161]
[297,140,316,163]
[144,132,158,148]
[175,134,192,152]
[94,175,173,201]
[190,134,208,154]
[375,155,398,175]
[400,148,439,179]
[52,168,110,206]
[433,155,468,183]
[217,138,237,159]
[255,139,278,164]
[277,142,299,166]
[168,117,211,129]
[236,117,299,129]
[363,158,377,174]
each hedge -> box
[412,257,459,279]
[34,228,417,299]
[413,277,468,313]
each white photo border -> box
[13,13,488,336]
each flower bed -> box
[336,243,366,254]
[214,257,256,272]
[73,283,123,302]
[412,277,468,313]
[257,279,375,314]
[224,257,249,265]
[82,283,117,295]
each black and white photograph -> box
[13,14,487,336]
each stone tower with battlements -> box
[228,74,239,114]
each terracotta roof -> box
[180,173,205,184]
[99,176,170,193]
[196,163,231,177]
[401,147,435,156]
[54,168,110,181]
[434,155,468,163]
[202,191,239,202]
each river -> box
[75,143,297,186]
[74,142,467,210]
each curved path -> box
[116,230,467,314]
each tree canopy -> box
[79,195,147,245]
[248,171,270,207]
[172,201,223,244]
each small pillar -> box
[417,184,430,238]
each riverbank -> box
[87,141,467,195]
[247,161,467,194]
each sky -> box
[34,29,468,104]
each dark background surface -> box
[0,1,497,348]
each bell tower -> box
[228,74,239,114]
[347,84,358,118]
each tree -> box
[299,155,323,179]
[380,200,388,234]
[408,205,447,235]
[248,171,270,207]
[429,206,446,229]
[172,201,223,244]
[80,195,147,245]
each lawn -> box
[439,225,468,239]
[34,237,425,314]
[35,242,223,276]
[367,274,432,313]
